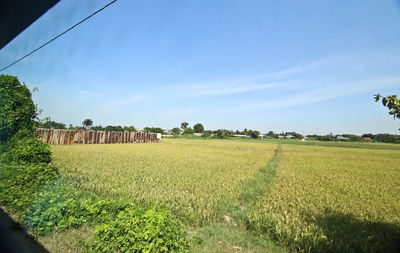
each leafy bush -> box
[0,163,58,212]
[182,128,194,135]
[171,127,181,135]
[0,75,37,143]
[4,137,51,164]
[24,180,189,252]
[25,181,133,235]
[85,208,189,252]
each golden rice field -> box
[51,139,277,225]
[51,138,400,252]
[248,144,400,252]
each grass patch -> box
[37,225,93,253]
[188,223,286,253]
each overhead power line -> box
[0,0,117,72]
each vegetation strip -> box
[219,145,281,223]
[240,145,281,207]
[188,145,284,251]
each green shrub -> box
[85,207,189,252]
[0,75,37,143]
[182,128,194,135]
[25,181,134,235]
[5,137,51,164]
[0,163,58,212]
[24,180,190,251]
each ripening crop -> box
[51,139,277,225]
[248,144,400,252]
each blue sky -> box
[1,0,400,134]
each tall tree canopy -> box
[82,119,93,129]
[180,122,189,129]
[0,75,37,143]
[193,123,204,133]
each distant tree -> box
[203,130,211,138]
[193,123,204,133]
[90,125,104,131]
[171,127,181,135]
[143,127,164,134]
[306,134,335,141]
[248,130,260,139]
[340,134,364,142]
[104,125,123,132]
[214,129,230,139]
[82,119,93,129]
[266,131,278,138]
[182,127,194,135]
[181,122,189,130]
[126,126,136,132]
[361,133,374,139]
[286,131,304,139]
[39,119,66,129]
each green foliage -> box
[171,127,181,135]
[362,133,400,143]
[193,123,204,133]
[82,119,93,129]
[213,129,230,139]
[85,207,189,252]
[285,131,304,139]
[125,126,136,132]
[374,94,400,120]
[202,130,211,138]
[104,125,124,131]
[266,131,278,138]
[4,137,51,164]
[181,122,189,130]
[306,134,335,141]
[38,120,66,129]
[0,75,37,143]
[248,130,260,139]
[182,127,194,135]
[340,134,364,142]
[24,180,190,251]
[144,127,165,134]
[0,163,58,212]
[24,180,132,235]
[89,125,103,131]
[100,125,136,132]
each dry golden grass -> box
[248,144,400,252]
[51,139,277,225]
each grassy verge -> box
[188,146,285,252]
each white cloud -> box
[232,76,400,111]
[163,56,338,98]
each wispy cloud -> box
[78,91,103,99]
[231,76,400,112]
[164,56,337,98]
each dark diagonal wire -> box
[0,0,117,72]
